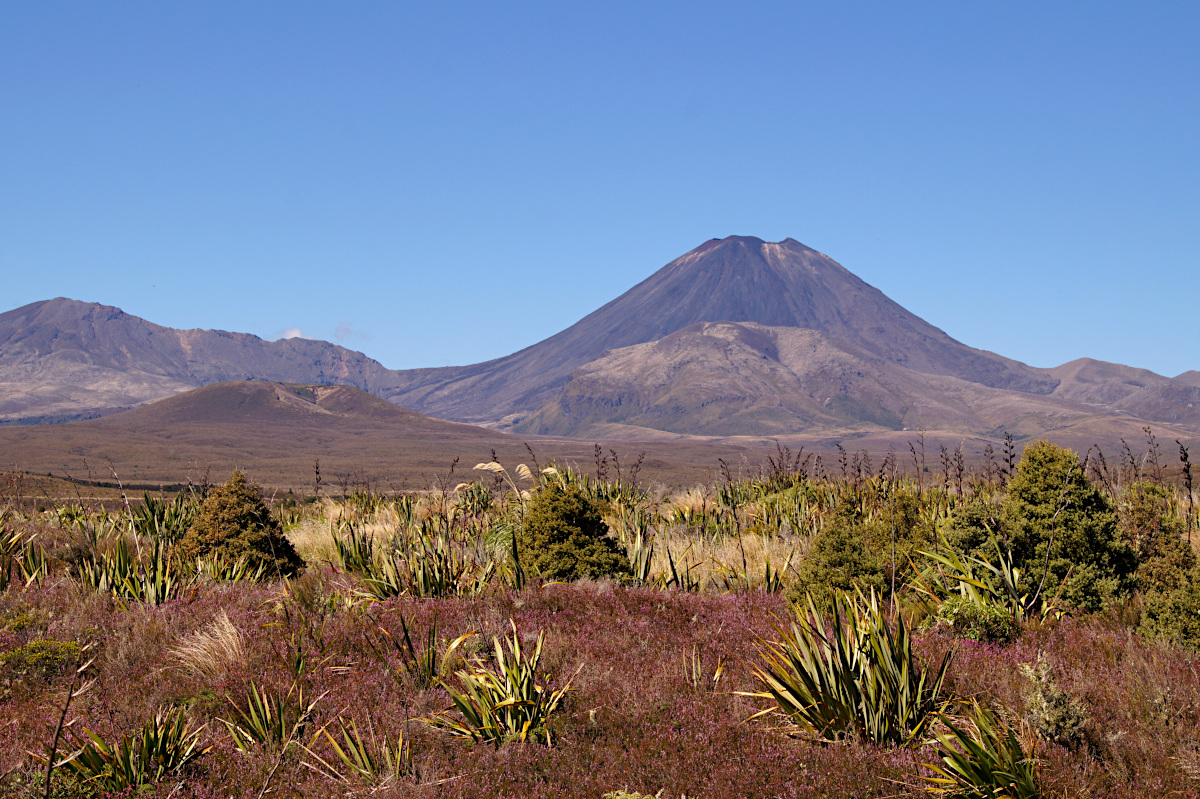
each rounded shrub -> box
[1001,440,1134,611]
[178,471,305,578]
[518,481,632,582]
[0,638,82,679]
[934,597,1020,645]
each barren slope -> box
[0,299,405,422]
[383,236,1058,424]
[514,322,1116,438]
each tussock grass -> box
[171,611,246,683]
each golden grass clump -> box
[171,611,246,683]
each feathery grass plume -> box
[171,611,246,683]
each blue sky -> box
[3,2,1197,376]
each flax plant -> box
[57,706,209,793]
[303,716,414,787]
[221,681,325,754]
[744,590,951,746]
[79,537,188,608]
[922,702,1041,798]
[425,620,576,747]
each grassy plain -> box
[1,439,1199,797]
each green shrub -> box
[179,471,305,578]
[788,500,885,609]
[1001,440,1135,611]
[0,638,81,678]
[518,482,631,582]
[788,493,933,611]
[1139,574,1200,651]
[1120,481,1184,562]
[934,596,1020,645]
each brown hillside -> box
[0,381,777,489]
[514,321,1192,441]
[0,298,405,423]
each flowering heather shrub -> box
[3,459,1200,798]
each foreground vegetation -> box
[0,436,1198,797]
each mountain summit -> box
[383,236,1057,425]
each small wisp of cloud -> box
[277,327,306,340]
[334,322,368,343]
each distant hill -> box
[0,298,404,423]
[0,381,768,489]
[2,236,1197,444]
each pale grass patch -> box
[172,611,246,683]
[649,528,804,590]
[672,486,715,515]
[287,518,339,565]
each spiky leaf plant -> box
[923,702,1041,798]
[303,716,414,787]
[424,620,576,747]
[744,590,951,746]
[220,681,324,754]
[57,706,209,792]
[79,537,188,608]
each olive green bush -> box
[518,482,631,582]
[178,471,305,578]
[0,637,81,679]
[998,441,1134,612]
[1020,654,1087,750]
[788,493,931,610]
[934,596,1020,645]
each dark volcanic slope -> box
[0,298,404,421]
[385,236,1058,424]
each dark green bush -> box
[788,493,931,610]
[518,482,631,582]
[178,471,305,578]
[1140,577,1200,651]
[934,596,1020,645]
[1000,441,1135,611]
[789,501,885,610]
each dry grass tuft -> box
[171,611,246,683]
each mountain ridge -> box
[2,236,1196,441]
